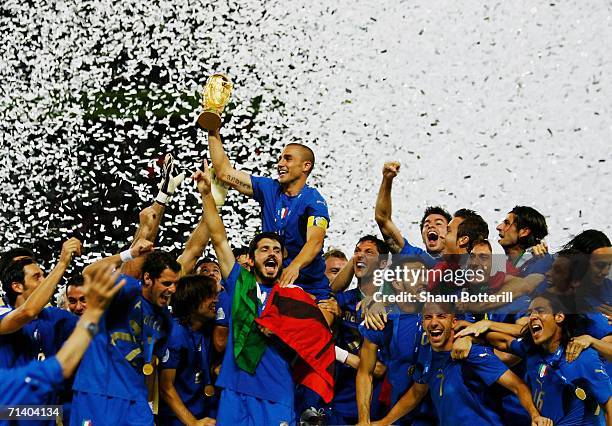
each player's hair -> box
[554,248,589,285]
[65,273,85,293]
[324,248,347,261]
[520,293,576,347]
[422,301,456,315]
[509,206,548,249]
[470,239,492,252]
[1,258,36,307]
[232,246,249,258]
[248,232,285,259]
[171,274,218,324]
[456,214,489,253]
[356,235,390,255]
[141,251,181,281]
[388,255,426,270]
[453,208,478,220]
[0,247,34,276]
[420,206,452,230]
[286,143,315,174]
[195,257,219,272]
[562,229,611,254]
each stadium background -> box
[1,0,611,276]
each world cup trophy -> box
[197,74,233,131]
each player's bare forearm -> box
[331,258,354,293]
[288,229,325,271]
[485,331,516,353]
[356,340,378,423]
[202,193,234,279]
[379,383,428,425]
[497,370,540,420]
[178,216,211,275]
[208,129,253,197]
[160,369,198,426]
[374,177,404,253]
[0,258,70,334]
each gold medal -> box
[142,363,154,376]
[575,387,586,400]
[204,385,215,397]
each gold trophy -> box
[197,74,233,131]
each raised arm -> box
[330,258,354,293]
[83,239,153,278]
[374,161,405,254]
[55,266,125,378]
[193,160,235,280]
[0,238,81,335]
[208,128,253,197]
[177,216,210,276]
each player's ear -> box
[554,311,565,325]
[458,235,469,249]
[302,160,312,174]
[10,281,24,296]
[142,272,152,287]
[518,227,531,239]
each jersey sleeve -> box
[305,189,330,230]
[160,326,184,370]
[508,337,530,358]
[0,357,64,405]
[112,274,142,306]
[399,238,437,268]
[359,322,386,348]
[466,344,509,386]
[575,348,612,405]
[51,308,78,351]
[222,262,242,299]
[0,305,12,321]
[215,289,231,327]
[250,174,276,205]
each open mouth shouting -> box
[426,231,439,245]
[159,293,171,306]
[263,257,279,275]
[354,259,368,276]
[277,168,288,179]
[530,321,544,340]
[428,327,445,345]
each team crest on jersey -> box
[216,307,225,320]
[538,364,548,378]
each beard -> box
[254,262,282,284]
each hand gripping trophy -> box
[197,73,233,131]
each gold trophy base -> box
[197,111,222,131]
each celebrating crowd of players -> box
[0,126,611,426]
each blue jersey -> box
[216,263,295,407]
[488,253,553,324]
[579,278,612,310]
[414,344,508,426]
[399,238,439,268]
[159,318,212,420]
[250,175,330,296]
[331,289,383,418]
[0,306,77,368]
[510,339,612,425]
[360,312,422,405]
[72,275,172,402]
[214,289,230,328]
[0,357,64,405]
